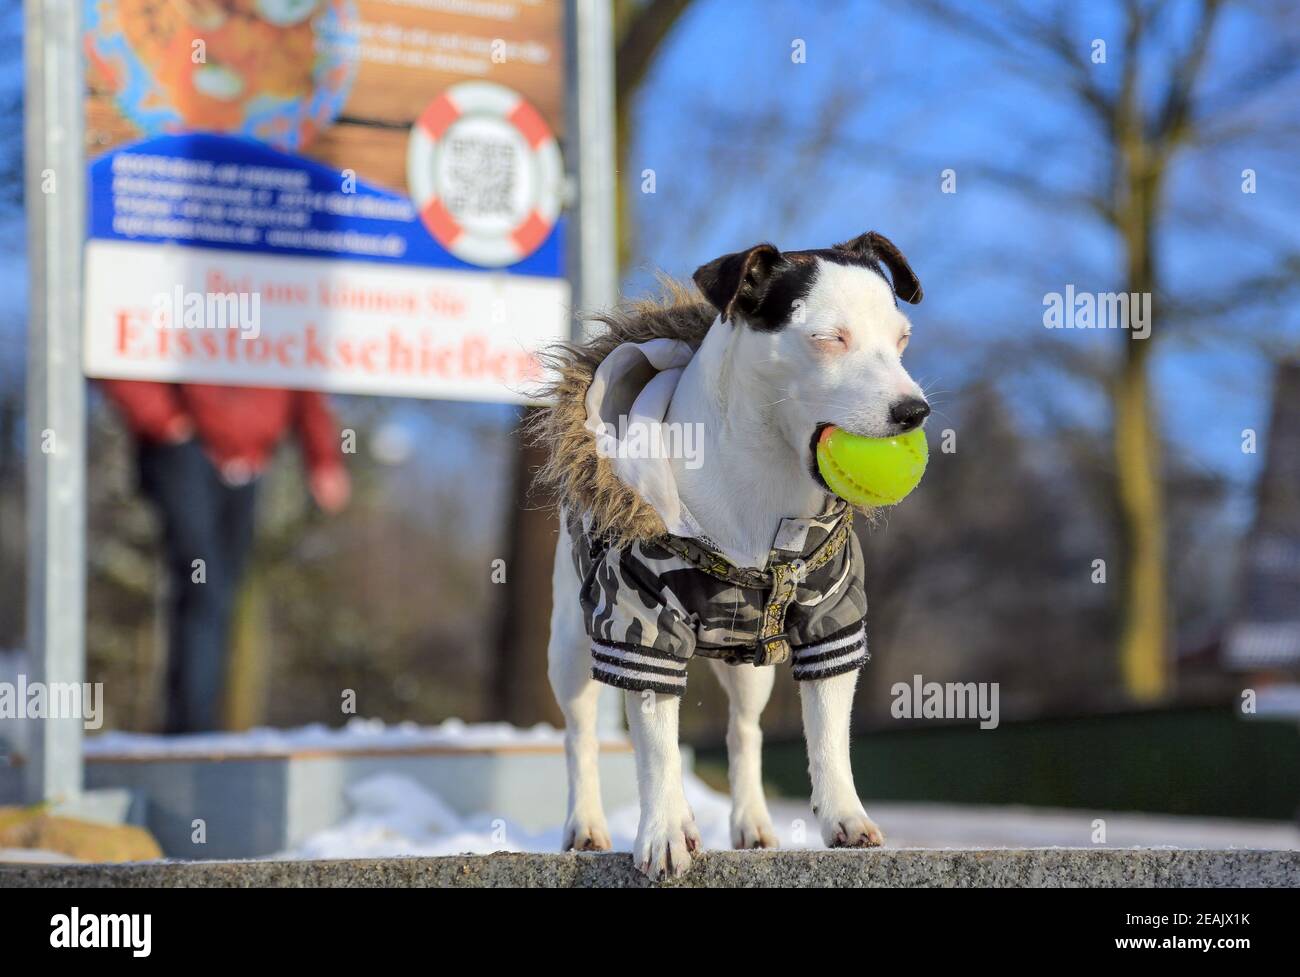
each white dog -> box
[535,232,928,880]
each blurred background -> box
[1,0,1298,835]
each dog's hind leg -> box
[707,659,779,849]
[799,669,884,848]
[625,689,701,879]
[547,520,611,852]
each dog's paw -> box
[634,814,702,880]
[562,814,612,852]
[731,808,779,850]
[821,809,884,848]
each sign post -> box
[24,0,88,804]
[568,0,618,337]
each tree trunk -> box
[223,567,269,730]
[489,407,563,726]
[616,109,632,271]
[1113,158,1169,701]
[1113,336,1168,700]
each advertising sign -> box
[82,0,568,403]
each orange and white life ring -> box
[407,80,563,268]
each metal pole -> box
[24,0,87,804]
[566,0,622,732]
[568,0,619,335]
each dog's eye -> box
[811,329,850,353]
[897,334,910,354]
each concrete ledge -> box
[78,744,639,857]
[2,848,1297,888]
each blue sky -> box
[0,3,24,391]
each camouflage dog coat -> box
[570,501,869,697]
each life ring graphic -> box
[407,81,563,268]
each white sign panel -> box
[84,239,562,403]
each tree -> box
[904,0,1300,700]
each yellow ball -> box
[816,425,928,507]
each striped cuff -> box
[791,622,869,681]
[591,639,689,697]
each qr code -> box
[444,136,518,218]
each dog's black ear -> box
[692,243,782,322]
[834,231,923,304]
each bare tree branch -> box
[615,0,694,109]
[1191,40,1300,133]
[1153,0,1223,151]
[692,106,1115,223]
[1160,253,1300,324]
[908,0,1115,129]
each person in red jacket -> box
[101,381,350,733]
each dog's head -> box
[692,232,929,490]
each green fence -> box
[697,706,1300,822]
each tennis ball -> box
[816,425,928,507]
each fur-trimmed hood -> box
[529,279,716,545]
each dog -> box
[535,232,928,879]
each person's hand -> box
[161,415,195,444]
[309,465,350,514]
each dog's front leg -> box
[625,690,701,879]
[799,669,884,848]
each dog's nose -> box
[889,397,930,431]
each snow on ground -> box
[284,768,755,859]
[83,717,577,756]
[64,718,1300,856]
[834,801,1300,850]
[282,770,1300,859]
[0,848,77,863]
